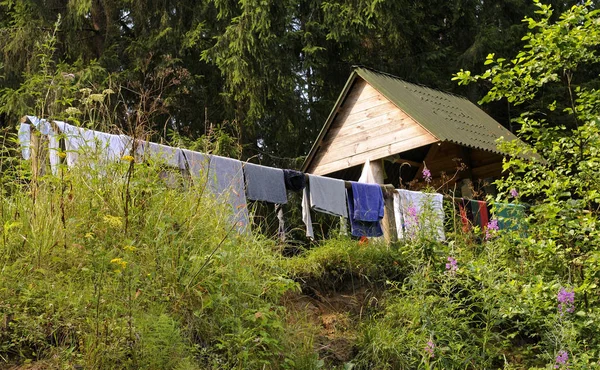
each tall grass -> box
[0,136,315,369]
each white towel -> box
[18,123,31,160]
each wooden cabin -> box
[302,67,528,196]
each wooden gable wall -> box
[307,78,438,175]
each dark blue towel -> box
[347,186,383,238]
[351,182,384,221]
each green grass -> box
[2,145,600,369]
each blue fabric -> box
[208,155,249,233]
[244,163,288,204]
[346,187,383,237]
[351,182,384,222]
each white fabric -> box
[18,123,31,160]
[54,121,131,167]
[48,127,60,175]
[27,115,52,135]
[395,189,445,241]
[358,159,378,184]
[54,121,95,166]
[302,186,314,239]
[392,192,404,239]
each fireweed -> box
[485,219,499,240]
[557,288,575,315]
[445,257,458,275]
[424,340,435,358]
[422,168,432,183]
[554,350,569,369]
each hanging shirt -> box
[208,155,249,233]
[243,163,288,204]
[307,174,348,218]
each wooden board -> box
[308,80,438,175]
[311,133,438,175]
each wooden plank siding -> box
[308,81,438,175]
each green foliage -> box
[285,238,408,287]
[450,1,600,368]
[0,142,311,369]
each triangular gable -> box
[306,78,438,175]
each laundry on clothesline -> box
[283,169,306,192]
[207,155,250,233]
[243,163,287,204]
[394,189,445,242]
[19,117,526,241]
[346,182,384,237]
[181,149,210,182]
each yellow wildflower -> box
[110,258,127,270]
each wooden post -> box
[369,159,397,244]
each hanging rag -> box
[54,121,95,167]
[494,203,525,231]
[307,174,348,218]
[48,126,61,175]
[358,159,378,184]
[243,163,288,204]
[18,123,31,160]
[346,183,384,237]
[392,192,404,238]
[395,189,445,241]
[182,149,210,183]
[207,155,249,233]
[470,200,489,230]
[453,198,472,233]
[301,186,314,239]
[283,169,306,192]
[144,142,186,169]
[275,203,286,242]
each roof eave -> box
[301,70,359,172]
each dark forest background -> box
[1,0,597,166]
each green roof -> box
[302,67,529,172]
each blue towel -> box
[351,182,384,222]
[244,163,288,204]
[346,186,383,237]
[207,155,249,233]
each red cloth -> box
[477,201,489,230]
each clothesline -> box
[19,116,524,243]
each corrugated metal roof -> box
[354,68,520,155]
[302,67,533,173]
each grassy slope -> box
[1,156,599,369]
